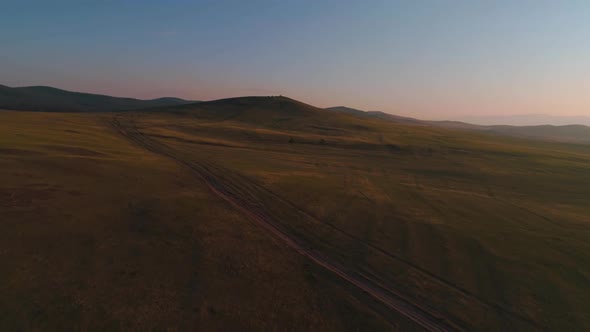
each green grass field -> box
[2,98,590,331]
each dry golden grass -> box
[129,98,590,331]
[0,111,400,331]
[2,99,590,331]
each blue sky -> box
[2,0,589,118]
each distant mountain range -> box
[0,84,195,112]
[456,114,590,126]
[327,106,590,144]
[2,84,589,144]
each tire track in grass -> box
[177,129,543,331]
[110,114,468,332]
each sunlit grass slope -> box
[136,96,590,331]
[2,96,590,331]
[0,111,399,331]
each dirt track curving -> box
[110,114,464,332]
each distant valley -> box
[327,106,590,144]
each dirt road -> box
[110,114,461,332]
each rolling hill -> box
[326,106,423,124]
[152,96,386,133]
[125,97,590,330]
[0,84,195,112]
[4,83,589,144]
[458,114,590,126]
[2,94,590,331]
[328,105,590,144]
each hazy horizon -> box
[2,1,589,120]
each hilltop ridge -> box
[0,84,195,112]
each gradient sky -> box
[2,0,589,119]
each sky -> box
[1,0,589,120]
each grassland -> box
[0,110,398,331]
[1,97,590,331]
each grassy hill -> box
[1,97,590,331]
[0,85,194,112]
[327,106,425,125]
[328,105,590,143]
